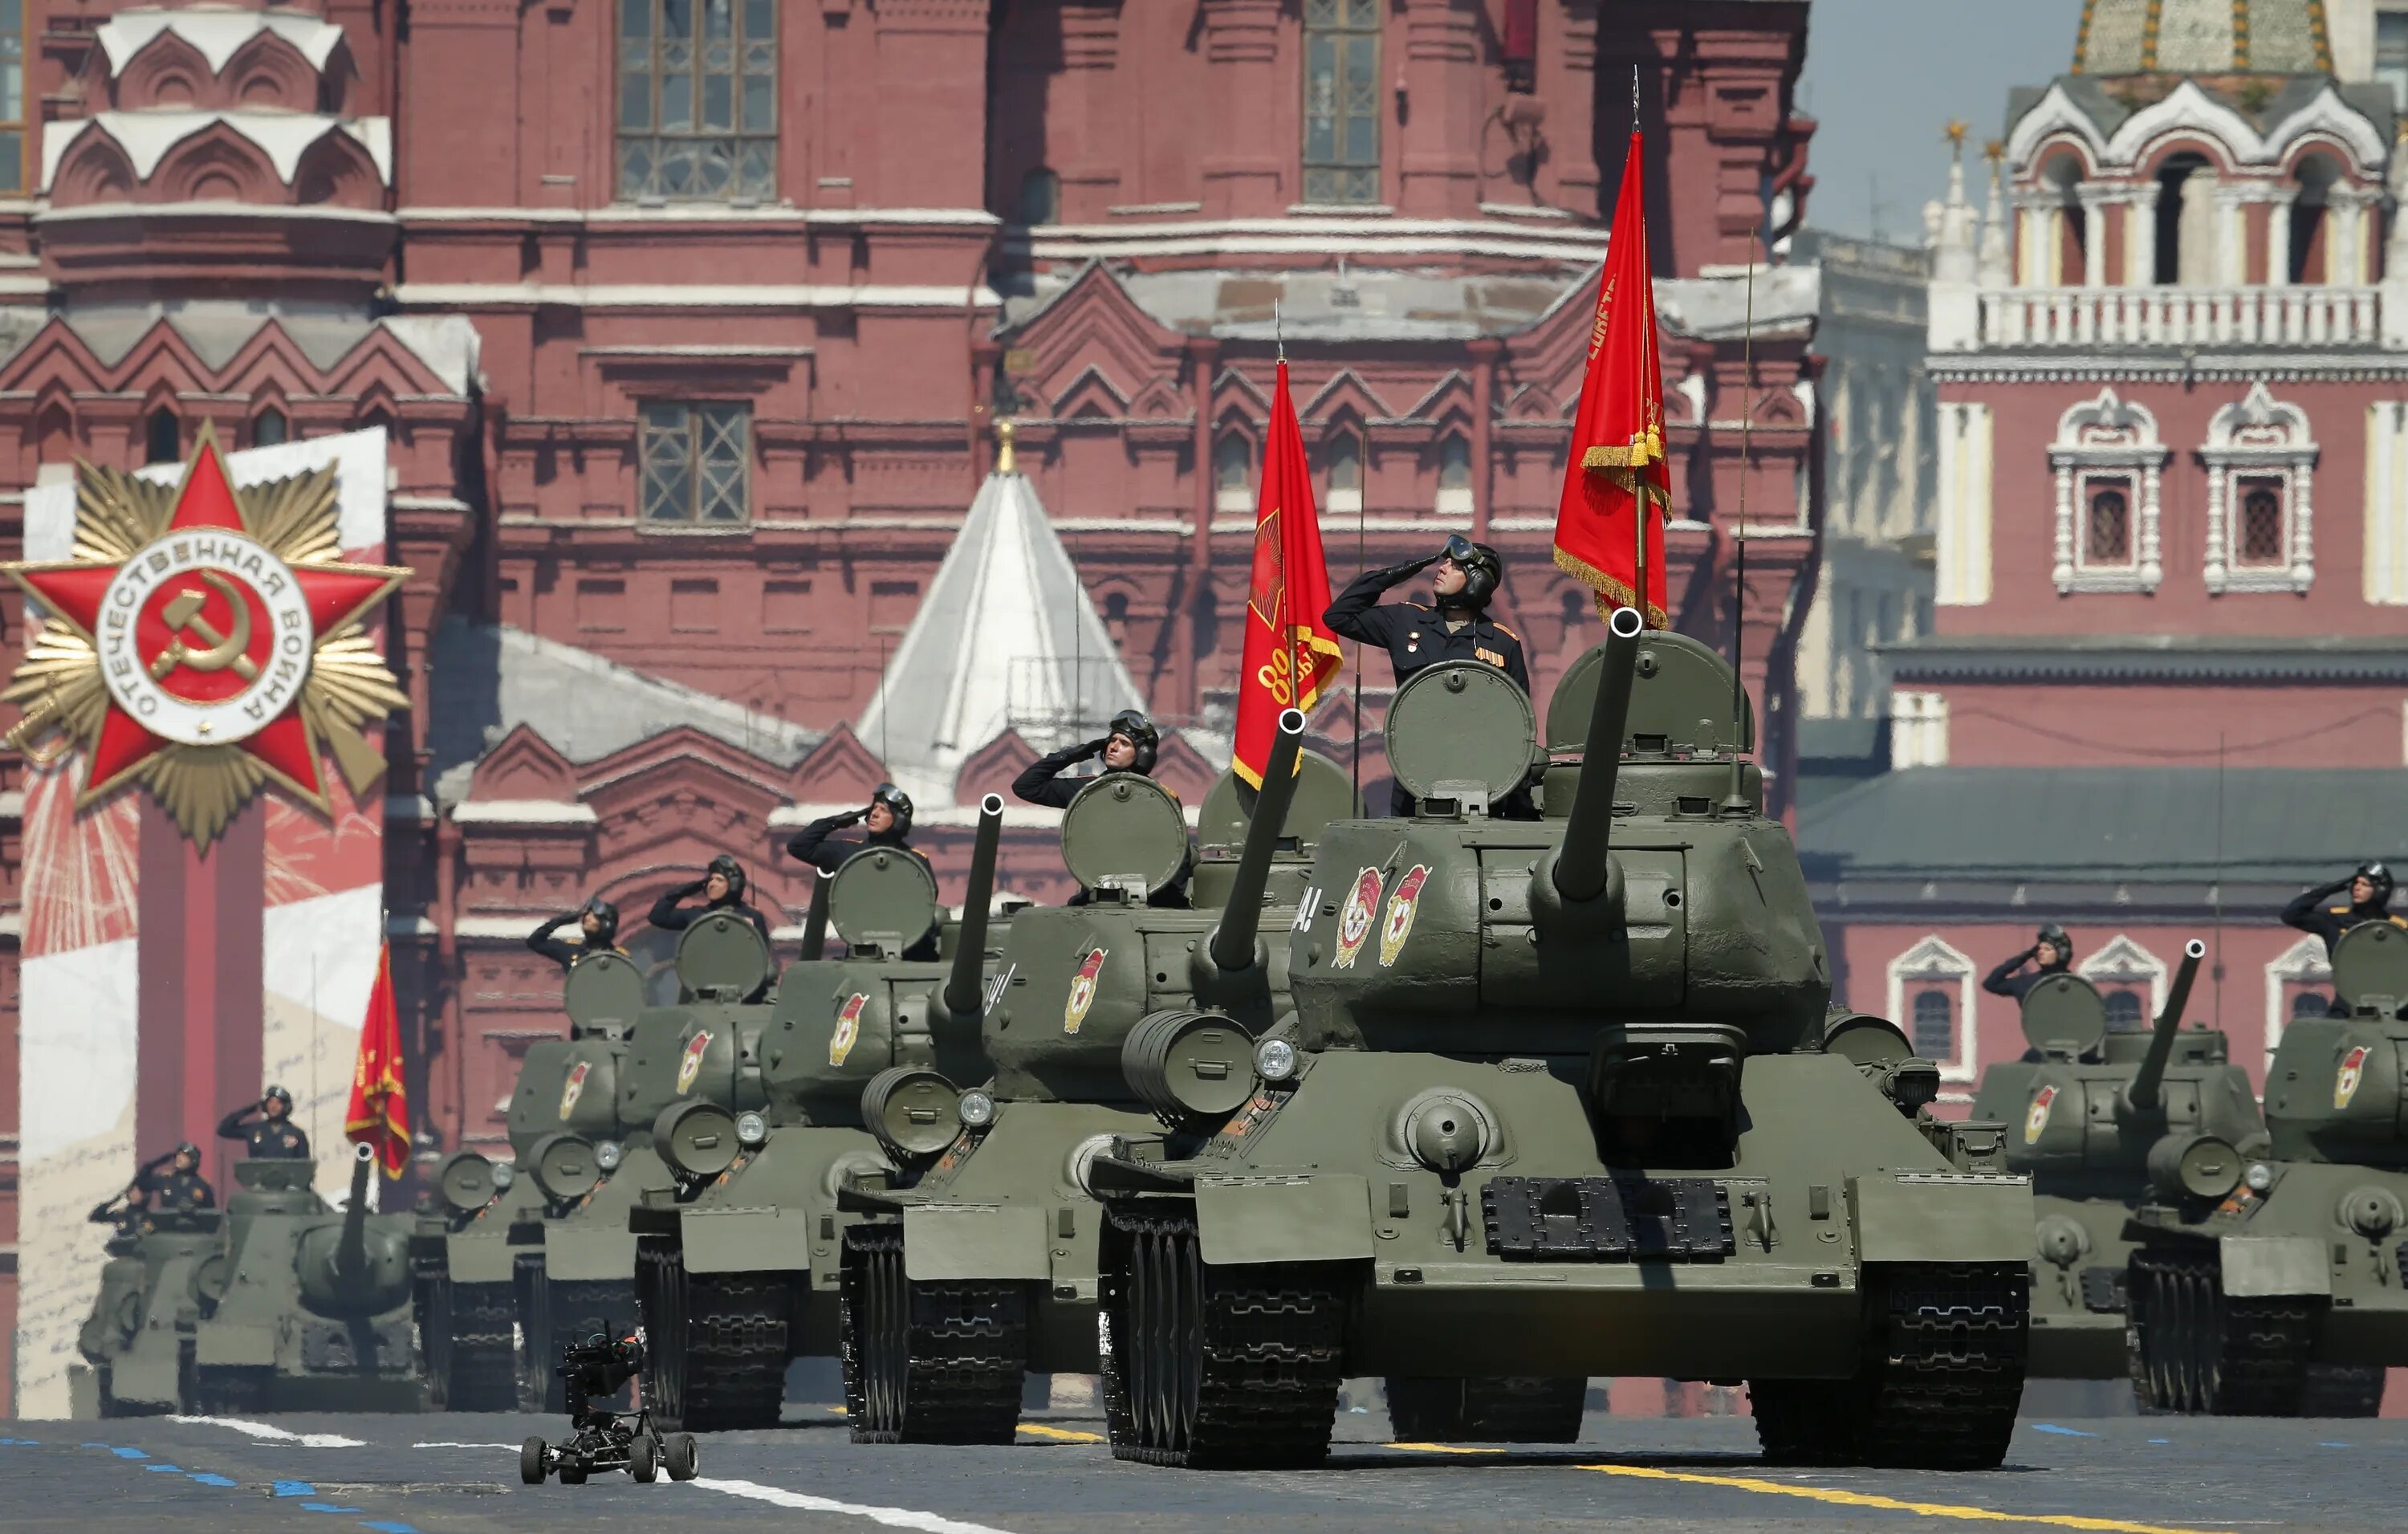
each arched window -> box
[2154,152,2214,286]
[1323,432,1363,513]
[1910,990,1954,1060]
[1302,0,1381,205]
[2288,156,2340,285]
[1101,590,1129,645]
[1214,433,1253,511]
[145,407,181,466]
[1435,433,1473,514]
[2103,991,2146,1031]
[253,408,289,448]
[1018,167,1060,226]
[2085,483,2131,563]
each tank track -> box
[189,1365,270,1416]
[2127,1247,2316,1415]
[634,1236,788,1433]
[1752,1261,2028,1470]
[1383,1375,1587,1442]
[839,1223,1028,1444]
[1100,1201,1349,1469]
[2300,1363,2387,1418]
[424,1278,515,1412]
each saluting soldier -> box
[1983,923,2075,1003]
[787,787,945,956]
[649,856,775,947]
[2284,861,2404,960]
[146,1141,217,1212]
[218,1085,311,1161]
[527,895,624,973]
[1326,535,1530,815]
[89,1178,152,1238]
[1014,709,1192,909]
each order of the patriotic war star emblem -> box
[1,423,410,847]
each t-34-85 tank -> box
[1087,609,2036,1470]
[838,716,1352,1445]
[190,1141,424,1412]
[1967,942,2260,1381]
[413,947,647,1410]
[2126,920,2408,1415]
[632,799,1009,1433]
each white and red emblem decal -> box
[2023,1084,2058,1145]
[830,992,868,1067]
[2335,1044,2371,1109]
[1377,865,1430,967]
[676,1030,714,1094]
[557,1060,591,1121]
[1332,867,1384,970]
[1064,947,1108,1034]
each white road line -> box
[168,1415,366,1449]
[689,1477,1019,1534]
[412,1442,522,1450]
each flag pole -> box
[1630,68,1649,628]
[1278,306,1299,748]
[1726,171,1759,814]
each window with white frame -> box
[2081,934,2166,1032]
[1323,431,1364,515]
[1887,936,1975,1080]
[2265,934,2334,1069]
[2203,382,2316,594]
[640,401,751,523]
[1214,432,1255,512]
[2050,388,2165,593]
[1435,433,1473,515]
[2381,10,2408,111]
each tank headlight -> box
[958,1090,997,1129]
[491,1161,516,1190]
[736,1111,769,1148]
[1255,1037,1298,1083]
[2244,1162,2275,1193]
[595,1140,624,1172]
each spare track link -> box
[1100,1201,1348,1470]
[839,1223,1028,1444]
[438,1279,517,1412]
[1753,1261,2027,1470]
[1384,1375,1587,1443]
[642,1238,789,1433]
[2127,1247,2316,1414]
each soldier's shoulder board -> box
[1491,621,1520,641]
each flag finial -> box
[1275,298,1284,362]
[1632,66,1641,123]
[995,416,1016,475]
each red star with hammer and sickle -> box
[16,437,397,800]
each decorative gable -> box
[791,722,892,807]
[954,728,1041,804]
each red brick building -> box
[0,2,1822,1406]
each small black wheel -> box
[519,1437,547,1485]
[666,1433,700,1482]
[628,1433,658,1483]
[557,1454,588,1486]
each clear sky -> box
[1797,0,2089,242]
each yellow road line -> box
[1016,1422,1104,1443]
[1381,1443,2228,1534]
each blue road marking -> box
[358,1523,421,1533]
[273,1480,318,1498]
[80,1442,111,1448]
[110,1447,148,1459]
[2030,1423,2097,1437]
[2319,1441,2352,1448]
[187,1473,238,1487]
[143,1463,185,1472]
[0,1438,37,1445]
[2147,1438,2170,1444]
[299,1503,364,1514]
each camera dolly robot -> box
[519,1328,698,1485]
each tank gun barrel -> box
[336,1140,373,1283]
[2125,939,2208,1114]
[1552,606,1646,905]
[1209,710,1307,975]
[799,872,832,962]
[941,794,1007,1020]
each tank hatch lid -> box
[2333,920,2408,1012]
[563,951,646,1037]
[232,1160,317,1192]
[2020,973,2109,1056]
[1386,661,1536,804]
[1824,1011,1914,1066]
[827,846,941,954]
[1195,747,1359,852]
[1547,629,1754,754]
[1062,772,1189,893]
[675,910,771,999]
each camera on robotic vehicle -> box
[519,1324,699,1486]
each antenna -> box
[1275,299,1285,363]
[877,633,890,766]
[1723,165,1760,815]
[1352,458,1365,803]
[2213,731,2226,1026]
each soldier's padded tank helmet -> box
[1441,533,1505,609]
[2358,861,2396,909]
[262,1085,294,1109]
[706,854,748,902]
[579,894,620,947]
[2036,923,2074,965]
[1106,709,1161,775]
[173,1141,201,1163]
[871,783,915,838]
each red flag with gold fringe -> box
[1552,128,1671,626]
[346,941,410,1178]
[1232,360,1345,787]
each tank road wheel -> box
[1100,1201,1350,1469]
[2300,1364,2387,1418]
[840,1223,1029,1444]
[1752,1262,2028,1471]
[2126,1247,2316,1415]
[641,1238,789,1434]
[1384,1376,1587,1443]
[519,1436,548,1485]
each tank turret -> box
[297,1143,412,1318]
[2264,921,2408,1166]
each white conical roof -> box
[857,466,1145,804]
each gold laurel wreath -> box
[2,425,410,848]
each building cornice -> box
[1883,636,2408,684]
[1930,353,2408,384]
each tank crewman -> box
[527,895,624,972]
[88,1178,151,1237]
[145,1141,217,1212]
[1983,923,2076,1003]
[1326,534,1531,816]
[1012,710,1193,908]
[649,855,775,946]
[2283,861,2405,960]
[217,1085,311,1161]
[786,787,944,956]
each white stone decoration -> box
[2080,933,2168,1017]
[2364,402,2408,604]
[2264,934,2334,1070]
[2048,388,2166,593]
[1887,935,1977,1083]
[1934,402,1992,603]
[2202,381,2316,594]
[1889,690,1950,768]
[2005,79,2389,181]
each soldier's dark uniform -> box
[146,1153,217,1212]
[1013,712,1193,908]
[786,789,942,958]
[1983,925,2075,1004]
[2283,861,2405,961]
[88,1187,150,1237]
[649,856,777,996]
[1326,542,1531,816]
[528,897,624,972]
[218,1091,311,1161]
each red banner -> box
[1233,360,1345,787]
[345,941,409,1179]
[1552,130,1671,627]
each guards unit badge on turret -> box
[1,423,409,846]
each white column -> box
[1936,402,1995,606]
[2126,183,2162,287]
[2330,190,2367,287]
[2214,185,2245,287]
[2078,187,2109,287]
[2267,189,2296,287]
